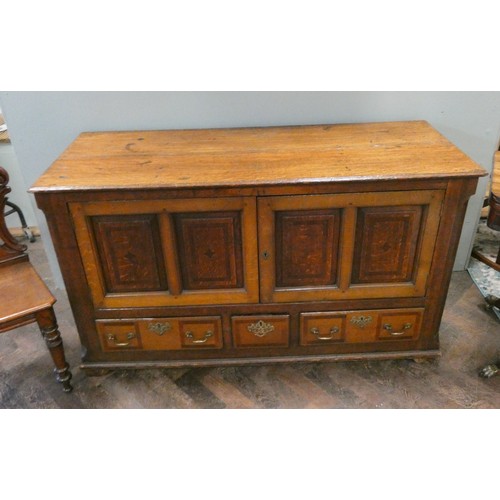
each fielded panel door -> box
[70,197,259,308]
[258,190,444,303]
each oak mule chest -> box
[31,121,486,372]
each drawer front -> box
[97,316,223,352]
[346,308,423,342]
[178,318,223,349]
[300,308,424,345]
[231,315,290,348]
[377,311,422,341]
[97,321,142,351]
[300,312,346,346]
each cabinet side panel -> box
[418,177,479,350]
[33,193,101,358]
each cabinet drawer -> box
[345,308,423,343]
[97,321,142,351]
[177,317,223,349]
[300,312,346,345]
[377,311,422,340]
[97,316,223,351]
[231,315,290,348]
[299,308,424,345]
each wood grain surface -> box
[30,121,486,192]
[0,261,55,323]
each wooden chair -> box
[472,146,500,276]
[0,166,73,392]
[474,147,500,378]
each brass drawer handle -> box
[310,326,339,340]
[247,320,275,337]
[107,332,136,347]
[185,330,213,344]
[148,322,172,336]
[383,323,412,336]
[350,315,373,328]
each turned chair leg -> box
[35,307,73,393]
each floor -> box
[0,236,499,409]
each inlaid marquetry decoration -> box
[69,197,259,308]
[275,209,340,287]
[351,206,423,284]
[174,211,244,290]
[91,214,168,293]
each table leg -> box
[36,307,73,393]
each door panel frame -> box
[258,190,444,303]
[70,197,259,308]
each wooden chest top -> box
[30,120,486,193]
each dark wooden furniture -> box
[477,146,500,378]
[30,121,486,374]
[472,145,500,276]
[0,166,72,392]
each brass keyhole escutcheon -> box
[148,322,172,336]
[247,320,275,337]
[350,315,373,329]
[262,250,270,260]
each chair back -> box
[0,166,28,265]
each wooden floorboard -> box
[0,237,499,409]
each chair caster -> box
[485,295,500,311]
[479,364,499,378]
[23,226,36,243]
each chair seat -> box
[1,165,72,392]
[0,261,55,324]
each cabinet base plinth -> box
[80,349,440,372]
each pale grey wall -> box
[0,104,38,229]
[1,91,499,289]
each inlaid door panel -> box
[174,212,244,290]
[91,214,167,293]
[258,190,444,303]
[351,205,423,284]
[70,197,258,308]
[275,209,340,287]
